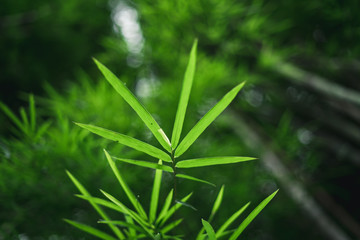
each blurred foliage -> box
[1,0,360,239]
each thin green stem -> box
[170,149,177,204]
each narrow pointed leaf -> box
[104,150,148,220]
[162,219,183,234]
[171,39,198,148]
[76,194,125,213]
[150,160,163,223]
[113,157,173,172]
[157,189,174,224]
[93,58,171,152]
[175,82,246,157]
[0,101,25,132]
[202,219,217,240]
[100,190,153,236]
[66,171,125,239]
[176,174,215,187]
[229,190,278,240]
[20,107,29,131]
[216,202,250,237]
[29,94,36,132]
[160,192,193,226]
[64,219,117,240]
[209,185,225,222]
[99,220,146,234]
[176,156,256,168]
[124,215,137,237]
[75,123,171,162]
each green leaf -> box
[75,123,171,162]
[176,174,215,187]
[124,215,137,237]
[175,82,246,157]
[201,219,217,240]
[20,107,29,133]
[99,220,146,234]
[93,58,171,152]
[150,160,163,223]
[176,156,256,168]
[113,157,173,172]
[0,101,25,132]
[209,185,225,222]
[64,219,117,240]
[100,189,153,236]
[162,219,183,234]
[66,171,125,239]
[160,192,192,226]
[29,94,36,132]
[104,150,148,220]
[229,190,278,240]
[171,39,198,148]
[76,194,125,213]
[157,189,174,224]
[216,202,250,238]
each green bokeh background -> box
[1,0,359,239]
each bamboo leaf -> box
[76,194,125,213]
[209,185,225,222]
[64,219,117,240]
[175,82,246,157]
[176,174,215,187]
[104,150,148,220]
[171,39,198,148]
[29,94,36,132]
[66,171,125,239]
[229,190,278,240]
[113,157,173,172]
[162,219,183,234]
[0,101,25,132]
[176,156,256,168]
[93,58,171,152]
[100,189,153,236]
[157,189,174,224]
[160,192,192,226]
[215,202,250,238]
[99,220,146,234]
[150,160,163,223]
[75,123,171,162]
[201,219,217,240]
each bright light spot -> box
[111,1,144,67]
[297,128,313,145]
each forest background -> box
[1,0,359,239]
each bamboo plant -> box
[66,40,278,239]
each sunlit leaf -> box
[176,156,256,168]
[150,160,163,223]
[75,123,171,162]
[175,82,246,157]
[76,194,125,213]
[171,39,198,148]
[104,150,148,220]
[113,157,173,172]
[176,174,215,187]
[201,219,216,240]
[93,58,171,152]
[216,202,250,237]
[229,190,278,240]
[64,219,117,240]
